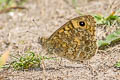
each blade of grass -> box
[0,50,9,68]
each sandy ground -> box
[0,0,120,80]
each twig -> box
[41,59,46,80]
[0,6,26,14]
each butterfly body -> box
[40,15,97,62]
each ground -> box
[0,0,120,80]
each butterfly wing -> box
[41,15,97,61]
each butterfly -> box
[39,15,97,62]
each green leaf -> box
[10,51,55,70]
[106,34,118,42]
[98,29,120,50]
[97,40,109,47]
[107,15,119,20]
[115,61,120,68]
[94,15,103,20]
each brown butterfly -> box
[39,15,97,62]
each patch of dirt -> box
[0,0,120,80]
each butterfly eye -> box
[79,21,85,26]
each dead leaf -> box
[0,50,10,68]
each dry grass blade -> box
[0,6,26,14]
[0,0,27,14]
[0,50,10,68]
